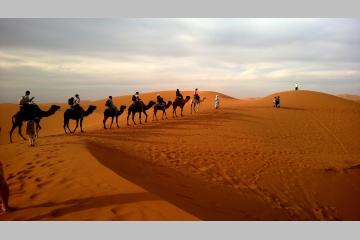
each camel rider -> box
[19,90,35,110]
[132,92,140,106]
[176,89,183,102]
[194,88,200,101]
[72,94,81,111]
[106,96,118,113]
[156,94,166,107]
[19,90,38,118]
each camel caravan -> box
[8,88,207,145]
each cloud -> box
[0,18,360,102]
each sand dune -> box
[1,90,359,220]
[338,94,360,103]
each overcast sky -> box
[0,18,360,102]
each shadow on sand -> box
[21,192,159,220]
[84,141,291,220]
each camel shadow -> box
[20,192,158,220]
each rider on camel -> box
[19,90,38,118]
[156,94,166,107]
[106,96,118,113]
[72,94,81,111]
[132,92,141,107]
[176,89,183,102]
[194,88,200,101]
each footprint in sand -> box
[29,193,39,200]
[7,174,15,181]
[36,181,50,188]
[34,177,41,183]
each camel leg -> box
[164,110,168,119]
[132,112,137,125]
[173,106,177,118]
[9,122,19,143]
[139,112,142,124]
[80,118,84,133]
[67,122,72,133]
[103,116,108,129]
[152,110,156,121]
[190,103,193,114]
[110,117,114,129]
[144,111,148,123]
[116,116,119,128]
[18,122,26,141]
[181,107,184,117]
[63,119,68,134]
[72,119,79,133]
[127,112,130,126]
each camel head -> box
[50,105,61,112]
[184,96,191,102]
[166,100,172,108]
[119,105,127,114]
[84,105,97,116]
[148,101,156,107]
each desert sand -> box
[0,90,359,220]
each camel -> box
[103,105,127,129]
[172,96,191,118]
[63,105,96,134]
[127,101,156,126]
[152,101,172,121]
[190,96,206,114]
[9,105,61,143]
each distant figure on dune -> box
[215,95,220,109]
[295,83,299,91]
[26,119,37,147]
[273,96,281,108]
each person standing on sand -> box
[215,95,220,109]
[295,83,299,91]
[0,128,12,213]
[26,119,37,147]
[0,161,11,213]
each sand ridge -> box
[1,90,360,220]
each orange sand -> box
[0,90,359,220]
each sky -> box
[0,18,360,102]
